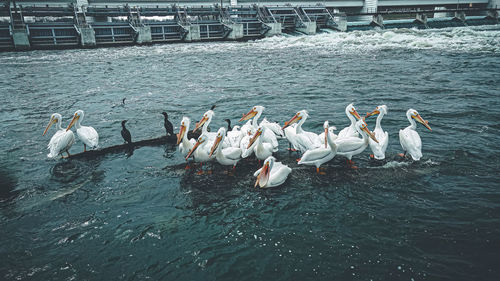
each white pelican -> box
[185,134,214,174]
[365,105,389,160]
[239,129,254,158]
[209,127,242,170]
[243,126,274,161]
[298,121,337,174]
[176,116,195,158]
[399,109,432,161]
[335,119,378,169]
[239,106,279,151]
[66,110,99,152]
[192,109,216,139]
[43,113,75,159]
[281,110,322,153]
[193,109,230,148]
[260,118,285,139]
[226,125,243,148]
[253,156,292,188]
[318,123,337,147]
[338,103,362,139]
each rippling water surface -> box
[1,26,499,280]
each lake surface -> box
[1,25,499,280]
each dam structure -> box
[0,0,498,50]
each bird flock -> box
[42,104,432,188]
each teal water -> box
[1,26,500,280]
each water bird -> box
[282,110,322,154]
[121,120,132,144]
[253,156,292,188]
[225,124,243,148]
[193,109,229,147]
[298,121,337,174]
[43,113,75,158]
[239,105,279,150]
[244,126,274,161]
[177,117,195,159]
[161,112,174,136]
[319,123,338,146]
[66,110,99,152]
[185,134,214,174]
[334,119,378,169]
[209,127,242,171]
[399,109,432,161]
[224,119,232,131]
[338,103,362,139]
[365,105,389,160]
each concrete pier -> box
[297,21,317,35]
[12,29,30,50]
[226,23,244,40]
[135,26,152,44]
[454,11,467,23]
[1,2,498,51]
[371,14,384,28]
[415,13,428,28]
[79,27,96,47]
[486,9,499,20]
[183,25,201,42]
[264,23,282,37]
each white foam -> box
[381,161,411,169]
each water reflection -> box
[0,166,18,203]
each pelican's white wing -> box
[304,131,322,148]
[294,134,318,153]
[262,129,279,152]
[77,126,99,148]
[369,130,389,160]
[399,128,422,160]
[240,135,253,158]
[298,147,335,165]
[267,162,292,187]
[48,131,75,158]
[338,125,359,139]
[221,147,242,160]
[260,118,285,138]
[227,128,242,148]
[335,136,366,153]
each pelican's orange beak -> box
[185,139,202,160]
[43,117,56,136]
[66,114,79,132]
[282,113,301,130]
[193,115,208,133]
[413,114,432,131]
[254,162,270,188]
[247,129,262,149]
[177,125,186,145]
[324,127,328,148]
[239,108,258,122]
[365,109,380,118]
[361,125,378,143]
[350,108,362,120]
[209,135,223,157]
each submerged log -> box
[70,131,200,159]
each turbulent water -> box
[1,25,499,280]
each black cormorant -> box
[224,119,232,131]
[162,112,174,136]
[121,120,132,144]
